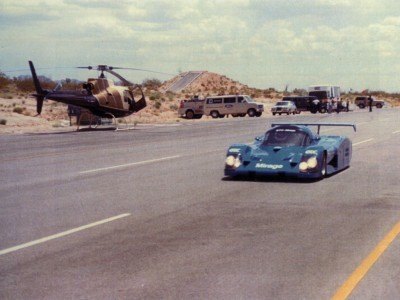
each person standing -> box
[368,95,373,112]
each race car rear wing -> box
[271,123,356,134]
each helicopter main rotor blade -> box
[109,67,175,76]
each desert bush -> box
[169,104,178,110]
[0,119,6,125]
[13,106,23,114]
[154,101,162,109]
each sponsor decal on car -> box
[229,148,241,153]
[255,163,283,169]
[305,149,318,155]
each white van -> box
[203,95,264,118]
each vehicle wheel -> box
[376,103,382,108]
[358,104,365,109]
[272,112,276,116]
[319,108,327,114]
[320,154,327,178]
[186,110,194,119]
[286,112,290,115]
[194,114,203,119]
[218,114,225,118]
[310,109,317,114]
[255,112,262,117]
[247,109,256,117]
[239,113,246,117]
[210,111,219,118]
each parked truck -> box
[178,96,204,119]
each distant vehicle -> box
[178,97,204,119]
[354,96,384,109]
[308,85,341,113]
[204,95,264,118]
[271,101,298,115]
[224,123,356,179]
[282,96,319,113]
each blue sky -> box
[1,0,400,92]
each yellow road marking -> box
[0,213,131,256]
[332,221,400,300]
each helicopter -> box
[29,60,157,130]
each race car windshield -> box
[263,129,307,147]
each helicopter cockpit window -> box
[123,91,132,103]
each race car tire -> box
[255,112,262,117]
[272,112,276,116]
[286,112,290,115]
[358,104,365,109]
[210,111,220,118]
[186,110,194,119]
[247,109,256,117]
[319,107,327,114]
[376,103,382,108]
[239,113,246,117]
[279,113,282,115]
[320,154,327,178]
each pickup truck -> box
[354,96,384,109]
[178,97,204,119]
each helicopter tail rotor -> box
[29,61,49,115]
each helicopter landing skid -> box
[114,116,137,131]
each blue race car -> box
[224,123,356,179]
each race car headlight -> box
[307,157,318,169]
[225,155,235,167]
[299,162,308,172]
[233,157,241,168]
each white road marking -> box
[0,213,131,256]
[80,155,181,174]
[353,138,374,146]
[393,130,400,134]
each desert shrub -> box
[13,106,23,114]
[154,101,162,109]
[169,104,178,110]
[142,78,162,89]
[0,119,6,125]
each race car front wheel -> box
[320,154,327,177]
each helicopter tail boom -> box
[29,61,47,114]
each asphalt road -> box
[0,108,399,299]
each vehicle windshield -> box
[309,91,328,100]
[262,128,308,147]
[244,95,255,103]
[276,101,289,106]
